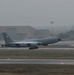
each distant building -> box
[59,30,74,40]
[0,26,50,40]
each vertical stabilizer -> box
[2,33,14,44]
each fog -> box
[0,0,74,33]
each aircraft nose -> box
[58,38,61,41]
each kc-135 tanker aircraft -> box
[1,33,61,49]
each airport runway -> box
[0,47,74,51]
[0,47,74,65]
[0,59,74,65]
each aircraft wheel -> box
[29,47,38,50]
[29,47,33,50]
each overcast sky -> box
[0,0,74,29]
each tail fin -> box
[2,32,14,44]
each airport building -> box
[0,26,50,40]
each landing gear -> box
[1,45,5,47]
[29,46,38,50]
[53,44,55,46]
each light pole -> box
[50,21,54,35]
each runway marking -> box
[0,59,74,65]
[61,63,64,65]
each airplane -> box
[1,32,61,49]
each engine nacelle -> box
[15,44,27,47]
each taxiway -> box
[0,59,74,65]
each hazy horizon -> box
[0,0,74,33]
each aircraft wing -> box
[15,41,41,49]
[16,41,41,46]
